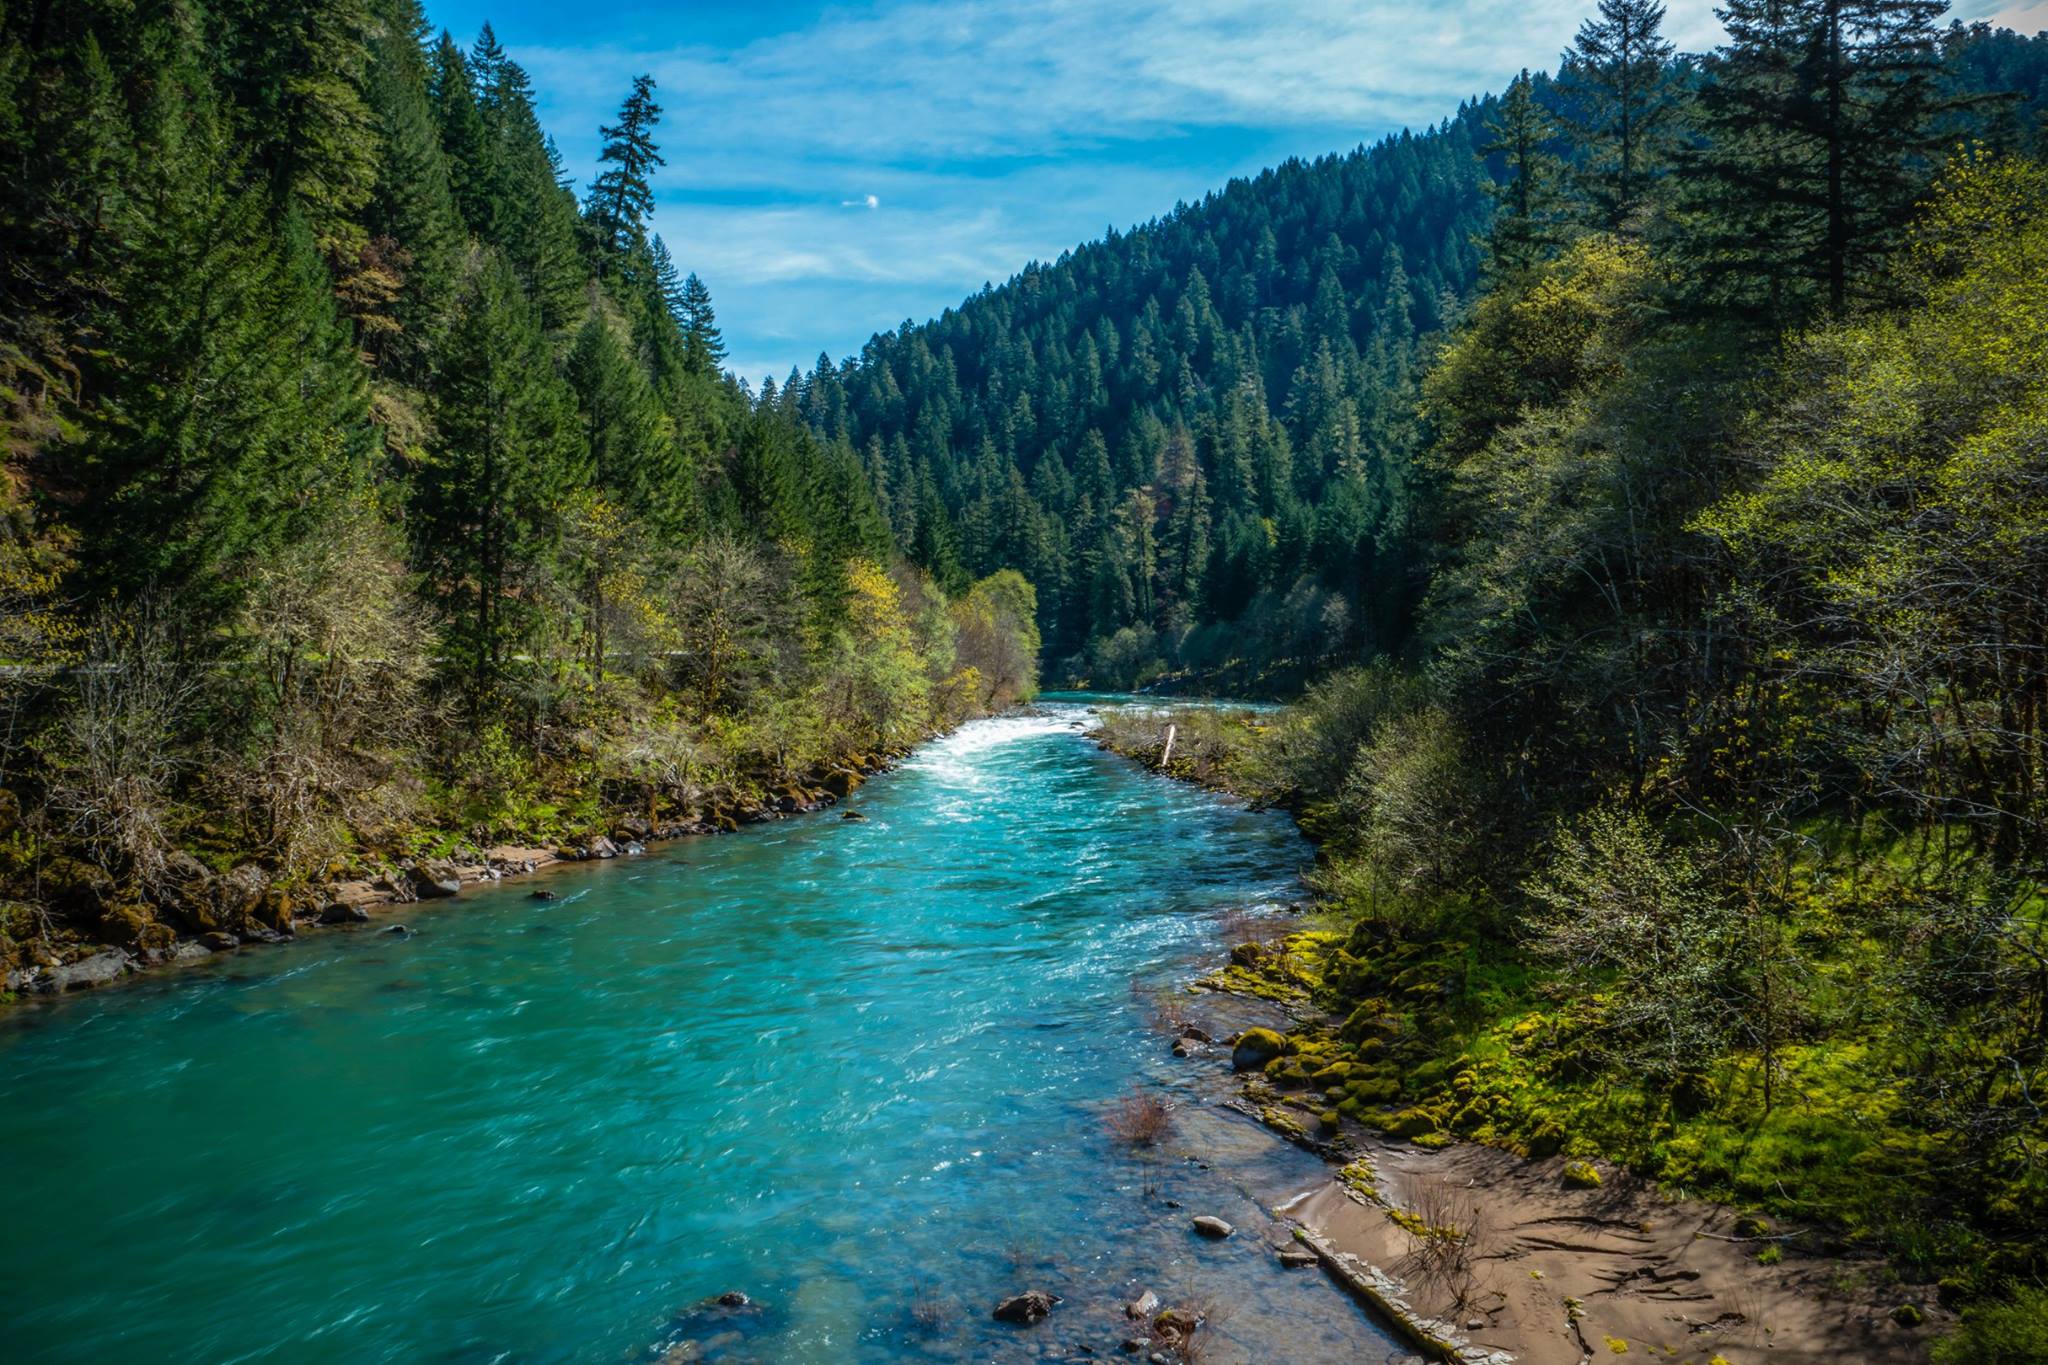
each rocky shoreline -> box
[3,748,906,1003]
[1091,720,1947,1365]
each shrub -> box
[1932,1286,2048,1363]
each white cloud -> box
[495,0,2048,380]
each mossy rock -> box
[1232,1027,1288,1072]
[1386,1108,1438,1140]
[1309,1063,1352,1088]
[1525,1121,1567,1159]
[1229,941,1264,968]
[1732,1215,1770,1238]
[1347,1077,1401,1104]
[1318,1109,1341,1133]
[1562,1160,1602,1189]
[1889,1303,1924,1328]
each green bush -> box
[1931,1286,2048,1364]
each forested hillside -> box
[0,0,1038,968]
[788,16,2048,693]
[1088,5,2048,1353]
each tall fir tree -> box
[412,251,583,706]
[585,74,664,257]
[678,271,726,373]
[363,0,464,375]
[81,57,367,624]
[1482,70,1573,279]
[1559,0,1679,231]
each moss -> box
[1758,1245,1783,1266]
[1890,1302,1923,1327]
[1733,1215,1770,1238]
[1563,1159,1602,1189]
[1318,1108,1341,1133]
[1387,1108,1438,1140]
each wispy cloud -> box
[461,0,2048,381]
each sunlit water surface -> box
[0,698,1394,1362]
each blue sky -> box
[424,0,2048,385]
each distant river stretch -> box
[0,696,1396,1363]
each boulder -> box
[319,903,370,925]
[586,837,620,860]
[1124,1290,1158,1320]
[201,931,239,952]
[613,817,654,842]
[1191,1216,1234,1240]
[47,950,130,992]
[531,889,558,901]
[1178,1024,1213,1043]
[1562,1159,1602,1189]
[841,810,866,821]
[992,1290,1059,1324]
[1170,1040,1193,1058]
[218,864,270,927]
[823,768,863,798]
[411,859,462,898]
[383,924,411,936]
[714,1291,750,1308]
[1231,1027,1287,1072]
[156,851,222,932]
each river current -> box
[0,697,1395,1362]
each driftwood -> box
[1159,722,1177,768]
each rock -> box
[1229,941,1263,967]
[156,850,222,932]
[201,931,239,952]
[1170,1040,1193,1058]
[219,864,271,927]
[586,837,620,860]
[1278,1248,1318,1268]
[167,940,210,965]
[1125,1290,1158,1320]
[1119,1340,1146,1355]
[531,889,557,900]
[993,1290,1059,1324]
[411,859,462,898]
[823,768,863,798]
[1562,1159,1602,1189]
[1466,1318,1486,1331]
[1231,1027,1287,1072]
[47,950,130,992]
[614,817,654,842]
[1732,1214,1770,1238]
[319,903,370,925]
[1191,1216,1234,1240]
[715,1291,750,1308]
[1891,1303,1925,1328]
[624,841,646,856]
[1178,1024,1212,1043]
[383,924,411,936]
[841,810,866,821]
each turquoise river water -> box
[0,697,1396,1363]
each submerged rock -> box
[993,1290,1059,1324]
[841,810,866,821]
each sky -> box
[423,0,2048,385]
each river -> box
[0,698,1395,1362]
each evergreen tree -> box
[678,271,726,372]
[364,0,464,374]
[1559,0,1679,231]
[585,74,664,256]
[566,312,683,529]
[82,63,367,624]
[1683,0,1956,320]
[1482,70,1572,278]
[412,252,583,705]
[427,32,492,232]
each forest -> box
[4,0,2048,1355]
[1072,4,2048,1355]
[0,0,1041,960]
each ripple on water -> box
[0,699,1394,1363]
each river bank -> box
[1,744,910,1003]
[1096,704,1950,1363]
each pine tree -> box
[412,251,583,706]
[678,271,726,373]
[585,74,664,257]
[427,32,492,233]
[82,62,367,624]
[1683,0,1956,320]
[1559,0,1679,231]
[1482,70,1572,279]
[566,312,683,529]
[364,0,464,374]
